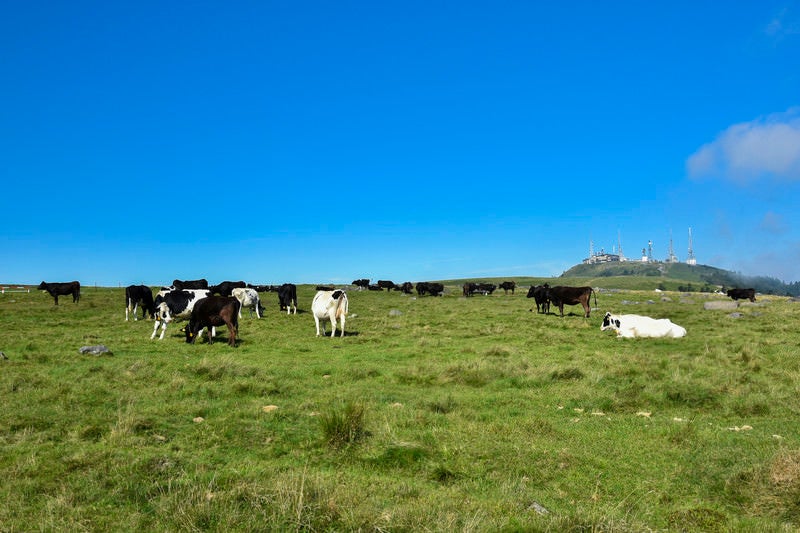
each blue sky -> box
[2,1,800,286]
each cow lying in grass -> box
[601,312,686,338]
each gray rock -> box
[728,312,743,319]
[79,345,112,355]
[389,309,403,317]
[704,301,739,311]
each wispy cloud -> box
[687,108,800,183]
[765,6,800,40]
[759,211,789,235]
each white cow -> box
[231,287,262,318]
[601,312,687,338]
[311,290,349,337]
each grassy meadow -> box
[1,281,800,531]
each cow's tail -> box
[592,288,598,310]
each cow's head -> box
[37,281,47,290]
[601,312,621,331]
[155,302,173,323]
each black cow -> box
[726,288,756,302]
[185,296,240,347]
[477,283,496,295]
[463,282,478,296]
[368,284,384,291]
[526,284,550,314]
[352,279,370,290]
[416,282,444,296]
[395,281,414,294]
[545,286,596,317]
[316,285,335,291]
[210,280,246,297]
[246,284,273,293]
[278,283,298,314]
[151,288,212,340]
[498,281,516,295]
[125,284,155,321]
[38,281,80,305]
[377,280,396,291]
[172,278,209,290]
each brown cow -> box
[545,286,596,317]
[185,296,240,347]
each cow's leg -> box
[126,300,131,321]
[339,312,346,337]
[256,300,262,319]
[54,294,59,305]
[133,302,139,321]
[314,315,322,336]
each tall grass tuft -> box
[319,400,367,448]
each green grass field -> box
[1,282,799,531]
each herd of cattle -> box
[33,278,759,345]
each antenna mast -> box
[686,227,697,265]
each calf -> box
[312,290,349,337]
[151,289,212,340]
[601,312,686,338]
[185,296,240,346]
[125,284,155,321]
[210,280,246,297]
[726,288,756,302]
[277,283,298,314]
[232,287,262,318]
[37,281,81,305]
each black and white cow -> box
[277,283,298,314]
[232,287,262,318]
[37,281,81,305]
[185,296,240,347]
[125,284,155,321]
[151,289,212,340]
[312,290,349,337]
[210,280,246,297]
[352,279,370,290]
[601,312,687,338]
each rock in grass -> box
[79,345,112,355]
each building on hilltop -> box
[583,229,697,266]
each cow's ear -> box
[614,319,620,328]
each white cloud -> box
[687,108,800,183]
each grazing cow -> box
[526,284,550,314]
[277,283,298,314]
[171,278,209,290]
[151,289,212,340]
[463,282,477,297]
[377,280,396,291]
[601,312,687,338]
[545,286,596,317]
[312,290,349,337]
[231,287,262,318]
[37,281,80,305]
[125,285,155,321]
[185,296,240,347]
[498,281,516,295]
[416,282,444,296]
[726,288,756,303]
[352,279,370,290]
[477,283,496,295]
[396,281,414,294]
[210,280,246,297]
[368,284,384,291]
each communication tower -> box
[667,230,678,263]
[648,240,653,262]
[686,227,697,265]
